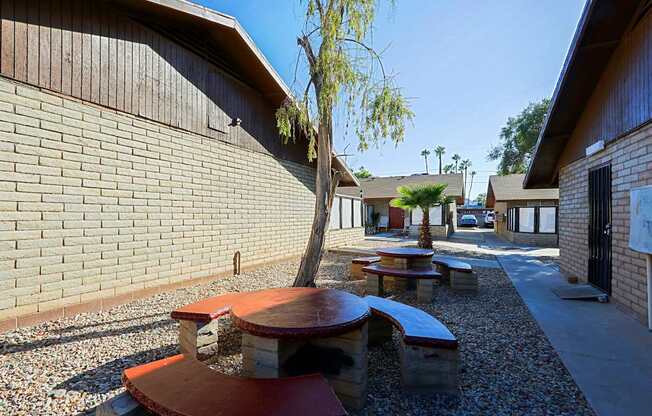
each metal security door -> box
[588,165,612,294]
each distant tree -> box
[488,98,550,175]
[354,166,372,179]
[468,171,476,203]
[451,154,461,173]
[434,145,445,175]
[276,0,413,287]
[443,163,455,174]
[475,193,486,206]
[390,184,453,249]
[459,159,471,200]
[420,149,431,174]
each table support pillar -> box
[416,279,434,303]
[366,273,384,296]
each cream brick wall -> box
[559,124,652,323]
[0,76,360,321]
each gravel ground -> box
[0,252,592,416]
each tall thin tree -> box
[468,170,476,203]
[276,0,413,287]
[434,145,445,175]
[459,159,471,202]
[420,149,431,174]
[451,153,461,173]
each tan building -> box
[486,174,559,247]
[0,0,361,330]
[524,0,652,323]
[338,174,463,238]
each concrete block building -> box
[338,174,463,238]
[486,174,559,247]
[525,0,652,324]
[0,0,361,330]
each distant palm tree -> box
[451,154,461,173]
[443,163,455,174]
[420,149,431,174]
[459,159,471,201]
[390,184,453,249]
[434,146,446,175]
[468,171,476,204]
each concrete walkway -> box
[498,254,652,416]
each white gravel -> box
[0,252,592,416]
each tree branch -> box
[339,37,387,80]
[297,35,317,70]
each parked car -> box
[459,214,478,227]
[484,212,495,228]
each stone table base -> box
[242,324,368,410]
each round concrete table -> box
[231,287,370,410]
[367,247,439,302]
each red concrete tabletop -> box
[376,247,435,258]
[230,287,370,338]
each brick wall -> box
[325,227,364,248]
[0,76,361,326]
[559,124,652,323]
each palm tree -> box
[420,149,431,174]
[451,154,461,173]
[468,171,476,204]
[443,163,454,174]
[434,146,446,175]
[459,159,471,201]
[390,184,453,249]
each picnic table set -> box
[105,247,478,416]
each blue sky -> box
[197,0,585,199]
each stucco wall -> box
[0,76,361,327]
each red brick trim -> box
[0,254,301,334]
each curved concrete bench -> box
[350,256,381,280]
[431,256,477,291]
[364,296,459,394]
[113,354,347,416]
[171,292,250,360]
[362,263,441,302]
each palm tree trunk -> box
[424,156,429,174]
[419,207,433,249]
[468,175,475,203]
[438,154,442,175]
[293,97,338,287]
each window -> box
[341,198,352,228]
[518,207,535,233]
[330,197,341,229]
[353,199,362,228]
[411,205,444,226]
[507,206,557,234]
[539,207,557,233]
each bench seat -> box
[350,256,381,280]
[431,256,477,291]
[364,296,459,394]
[362,264,441,302]
[171,292,250,360]
[110,354,347,416]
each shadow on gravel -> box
[52,313,168,333]
[0,317,175,355]
[54,344,178,394]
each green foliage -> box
[475,193,487,205]
[434,145,445,156]
[390,184,452,212]
[489,98,550,175]
[443,163,454,174]
[354,166,372,179]
[451,154,461,172]
[390,184,452,249]
[276,0,413,161]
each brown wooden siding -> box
[0,0,307,164]
[559,9,652,168]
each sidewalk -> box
[498,254,652,416]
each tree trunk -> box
[418,207,433,249]
[424,156,429,174]
[293,104,338,287]
[438,155,442,175]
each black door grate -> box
[588,165,612,294]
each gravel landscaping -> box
[0,251,592,416]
